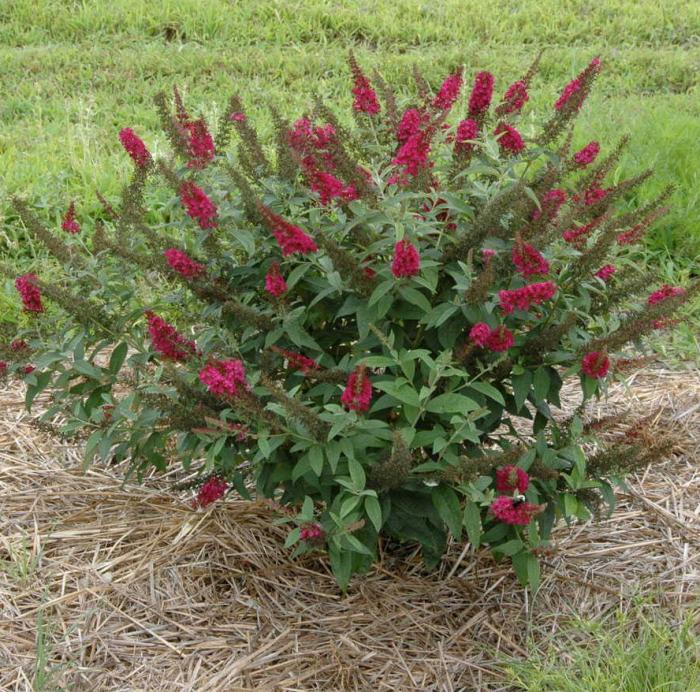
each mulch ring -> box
[1,364,699,690]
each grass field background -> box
[1,0,699,266]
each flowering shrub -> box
[2,54,696,591]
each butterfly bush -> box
[2,52,696,591]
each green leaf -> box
[83,430,102,470]
[492,538,524,556]
[422,303,459,328]
[512,371,533,412]
[73,360,103,380]
[347,457,366,491]
[368,279,394,307]
[328,541,353,591]
[468,381,505,406]
[308,446,324,476]
[463,500,482,549]
[426,393,479,414]
[364,495,383,532]
[301,496,315,521]
[25,371,51,409]
[285,527,301,548]
[400,287,432,314]
[533,367,550,402]
[432,485,462,539]
[108,342,128,375]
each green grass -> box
[503,608,700,691]
[1,0,699,268]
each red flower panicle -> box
[468,71,494,117]
[61,202,80,234]
[306,168,358,206]
[532,188,567,222]
[389,126,434,185]
[0,361,6,375]
[184,118,215,169]
[350,66,380,115]
[179,181,218,229]
[199,359,248,398]
[554,58,601,111]
[15,273,44,313]
[271,346,318,374]
[573,141,600,166]
[258,205,318,256]
[23,365,35,374]
[11,339,28,352]
[499,282,557,314]
[468,323,492,347]
[433,69,463,110]
[229,111,246,122]
[119,127,151,168]
[581,351,610,379]
[495,465,529,494]
[194,476,229,508]
[469,323,514,352]
[582,187,608,206]
[164,248,205,280]
[595,264,616,281]
[391,239,420,278]
[647,285,686,305]
[145,311,196,362]
[512,240,550,277]
[497,80,528,115]
[454,118,479,155]
[396,108,424,144]
[563,219,599,244]
[494,123,525,154]
[341,365,373,413]
[490,495,542,526]
[264,262,288,298]
[300,523,325,542]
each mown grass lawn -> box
[1,0,699,263]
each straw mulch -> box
[1,365,699,690]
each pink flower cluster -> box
[341,365,373,413]
[494,123,525,154]
[119,127,151,168]
[389,126,434,185]
[617,224,646,246]
[595,264,616,281]
[468,71,494,117]
[164,248,205,280]
[351,72,380,115]
[194,476,229,508]
[433,69,463,110]
[563,219,599,244]
[512,241,550,277]
[581,351,610,379]
[183,119,215,169]
[391,239,421,278]
[145,311,197,362]
[229,111,246,122]
[11,339,28,352]
[396,108,425,144]
[199,359,247,398]
[573,141,600,166]
[258,205,317,256]
[61,202,80,234]
[490,495,542,526]
[0,361,6,375]
[647,285,686,305]
[499,281,556,314]
[495,465,529,494]
[554,58,601,111]
[271,346,318,374]
[179,181,218,229]
[264,262,288,298]
[15,273,44,313]
[306,168,358,206]
[299,523,325,542]
[581,187,608,206]
[532,189,567,222]
[288,118,337,168]
[469,323,515,352]
[454,118,479,155]
[497,80,528,115]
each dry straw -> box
[1,366,698,690]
